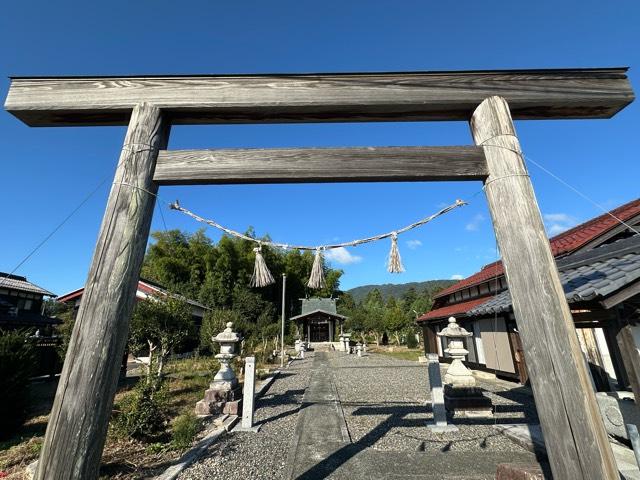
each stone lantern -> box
[213,322,242,388]
[342,332,352,353]
[437,316,492,417]
[438,317,475,387]
[195,322,243,416]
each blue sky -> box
[1,1,639,296]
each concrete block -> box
[494,424,546,457]
[496,463,545,480]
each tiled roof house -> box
[418,198,640,390]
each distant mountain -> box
[347,280,457,303]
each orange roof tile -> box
[417,296,490,322]
[434,198,640,300]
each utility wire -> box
[0,177,109,289]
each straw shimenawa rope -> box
[169,199,467,288]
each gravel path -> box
[330,352,537,455]
[179,350,538,479]
[179,354,314,480]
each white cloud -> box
[465,214,485,231]
[324,247,362,265]
[451,274,464,280]
[543,213,578,236]
[406,239,422,249]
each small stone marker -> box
[427,353,458,433]
[236,356,260,432]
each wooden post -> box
[615,309,640,403]
[36,103,169,480]
[470,96,617,479]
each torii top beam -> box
[4,68,634,127]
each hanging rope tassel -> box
[387,232,405,273]
[307,248,326,289]
[250,245,275,287]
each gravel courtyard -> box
[180,350,540,480]
[330,351,539,454]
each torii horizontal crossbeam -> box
[153,146,487,185]
[4,68,633,126]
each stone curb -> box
[154,415,238,480]
[256,370,280,399]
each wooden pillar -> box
[36,103,169,480]
[470,96,617,479]
[615,308,640,403]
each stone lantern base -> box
[444,384,493,418]
[195,382,243,416]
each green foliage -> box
[171,411,200,449]
[52,303,76,361]
[406,332,419,349]
[200,309,241,353]
[339,281,452,347]
[112,378,168,440]
[129,294,196,377]
[141,228,343,347]
[0,330,35,440]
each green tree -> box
[199,309,241,353]
[361,289,385,345]
[129,295,195,378]
[384,297,410,345]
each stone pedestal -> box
[444,384,493,418]
[195,384,242,416]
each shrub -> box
[406,332,418,349]
[0,330,35,440]
[112,378,168,440]
[171,411,200,449]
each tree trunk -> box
[157,348,167,378]
[146,340,156,381]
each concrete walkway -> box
[285,352,539,480]
[285,352,351,479]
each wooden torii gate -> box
[5,68,634,479]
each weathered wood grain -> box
[153,146,487,185]
[471,96,618,479]
[35,104,169,480]
[5,68,633,126]
[615,311,640,405]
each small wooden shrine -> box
[291,298,346,343]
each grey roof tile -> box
[468,235,640,317]
[0,276,55,296]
